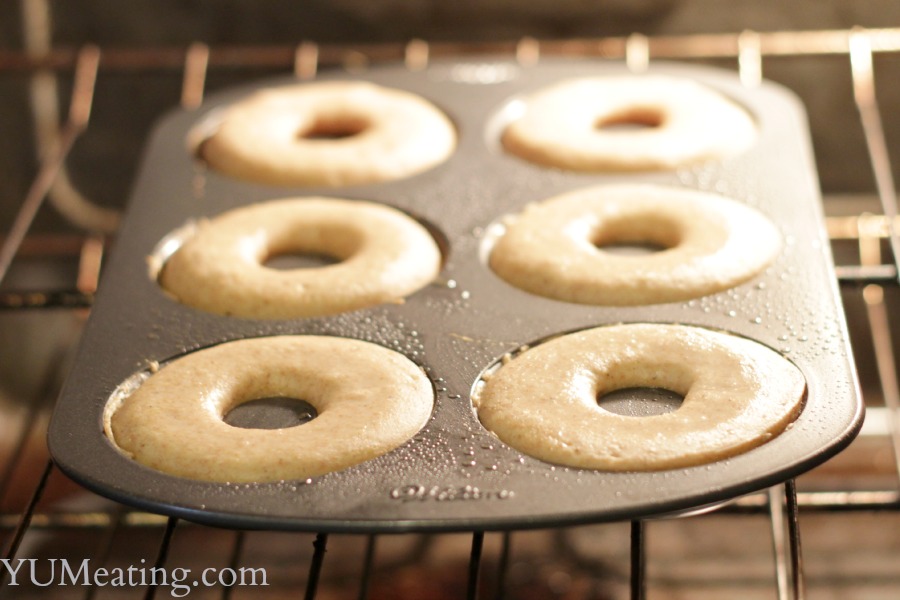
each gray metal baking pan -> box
[48,58,863,533]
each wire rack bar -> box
[305,533,329,600]
[143,516,178,600]
[0,460,54,590]
[863,285,900,476]
[785,480,806,600]
[630,520,646,600]
[1,27,900,75]
[220,531,246,600]
[495,532,512,600]
[850,29,900,286]
[835,264,899,284]
[467,532,485,600]
[84,511,124,600]
[769,485,791,599]
[2,489,896,536]
[0,44,98,284]
[0,290,93,310]
[357,534,377,600]
[848,31,900,481]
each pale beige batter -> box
[488,184,780,305]
[159,197,442,319]
[105,336,434,483]
[473,323,806,471]
[200,80,456,186]
[502,75,756,171]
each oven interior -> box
[1,2,900,598]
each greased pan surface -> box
[49,59,862,532]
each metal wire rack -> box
[1,22,900,600]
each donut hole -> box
[595,240,669,256]
[263,251,341,270]
[594,107,665,132]
[298,115,370,141]
[591,218,681,256]
[260,233,358,271]
[597,387,684,417]
[224,397,318,430]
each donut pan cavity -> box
[49,59,862,533]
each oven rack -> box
[2,25,899,600]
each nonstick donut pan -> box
[49,59,863,533]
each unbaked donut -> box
[199,81,456,186]
[473,323,805,471]
[502,75,756,171]
[488,184,780,305]
[158,197,442,319]
[105,336,434,483]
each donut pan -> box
[49,59,863,533]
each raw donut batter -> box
[106,336,434,483]
[200,80,456,186]
[488,184,780,305]
[473,323,805,471]
[159,197,442,319]
[502,75,755,171]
